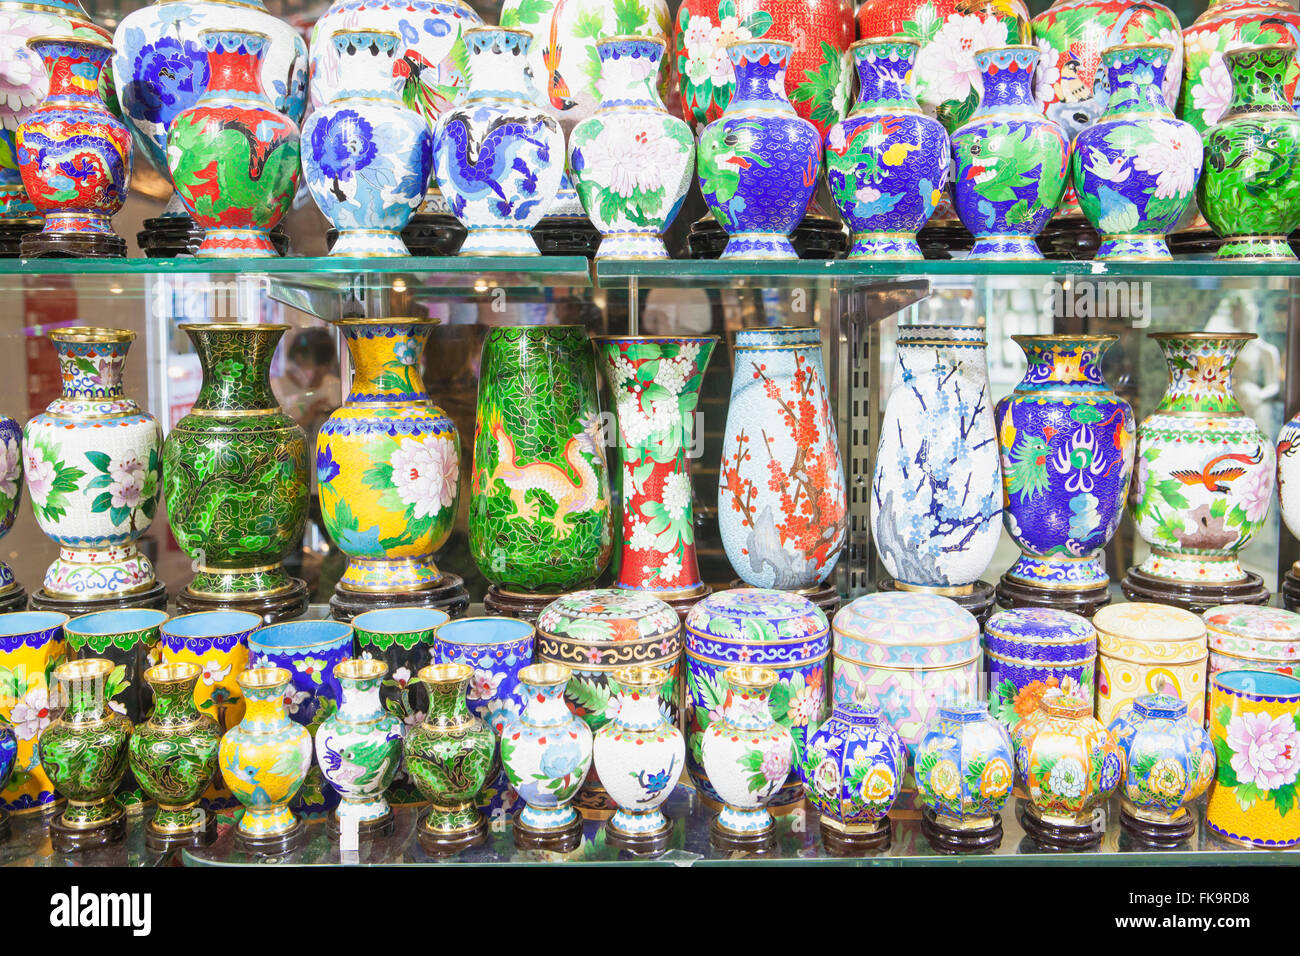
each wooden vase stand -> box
[328,574,470,623]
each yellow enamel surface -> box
[1207,682,1300,848]
[0,636,65,811]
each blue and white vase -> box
[950,45,1069,261]
[113,0,307,238]
[915,700,1015,852]
[696,39,821,260]
[1071,42,1202,261]
[871,326,1001,593]
[433,27,564,257]
[825,38,948,260]
[303,29,431,257]
[984,607,1098,729]
[0,414,22,607]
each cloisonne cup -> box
[0,610,69,815]
[353,607,450,729]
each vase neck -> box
[1101,46,1174,117]
[200,30,272,103]
[423,675,472,728]
[521,679,571,727]
[329,30,404,102]
[53,335,131,401]
[852,40,921,113]
[972,47,1039,116]
[242,682,290,730]
[724,682,774,732]
[596,38,666,110]
[147,674,201,726]
[338,676,384,721]
[614,684,665,731]
[1015,336,1115,391]
[342,322,432,405]
[728,41,796,115]
[463,29,538,106]
[1155,336,1248,415]
[31,39,109,107]
[59,673,108,723]
[185,324,285,414]
[1225,46,1296,115]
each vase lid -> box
[685,588,829,646]
[1093,603,1207,660]
[833,592,980,669]
[984,607,1097,664]
[1203,604,1300,645]
[1133,694,1187,721]
[536,589,680,644]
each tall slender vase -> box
[0,611,67,815]
[24,328,166,613]
[470,326,612,619]
[0,414,22,611]
[317,319,466,622]
[1124,332,1274,612]
[16,36,131,258]
[718,327,846,596]
[163,323,310,623]
[871,326,1001,622]
[595,336,718,619]
[995,335,1135,616]
[167,29,301,258]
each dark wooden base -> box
[50,811,126,853]
[1021,806,1102,851]
[328,574,469,623]
[417,813,484,855]
[729,579,841,617]
[1036,217,1102,260]
[234,817,306,856]
[820,819,891,856]
[917,222,974,260]
[996,574,1112,619]
[605,817,673,855]
[29,580,168,615]
[921,808,1002,854]
[687,212,848,260]
[0,585,26,614]
[1167,227,1222,258]
[513,810,584,853]
[0,807,8,841]
[878,578,996,626]
[328,214,467,257]
[1120,806,1195,849]
[1121,567,1269,615]
[328,809,395,839]
[710,815,775,854]
[22,229,126,259]
[0,220,41,257]
[483,585,560,623]
[145,811,218,851]
[177,578,310,625]
[662,585,712,625]
[532,215,602,257]
[139,215,289,257]
[1282,569,1300,613]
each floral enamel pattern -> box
[915,701,1014,827]
[0,415,21,597]
[802,700,906,837]
[0,612,67,812]
[1108,694,1213,827]
[1012,693,1123,828]
[1204,604,1300,678]
[984,607,1097,729]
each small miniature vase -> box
[801,695,905,856]
[825,38,948,260]
[915,700,1015,853]
[1071,42,1202,261]
[951,45,1069,260]
[0,719,14,838]
[700,665,793,852]
[163,323,310,622]
[500,662,594,852]
[303,29,432,257]
[38,658,132,851]
[432,27,564,257]
[1011,692,1124,850]
[1107,694,1214,848]
[1125,332,1274,610]
[592,665,685,854]
[718,327,847,592]
[568,36,694,260]
[317,318,465,619]
[16,36,131,258]
[23,328,165,612]
[217,667,313,853]
[697,39,821,260]
[405,662,496,855]
[470,326,612,611]
[167,28,302,257]
[995,335,1135,615]
[314,658,403,836]
[1199,44,1300,262]
[128,661,222,849]
[0,413,22,612]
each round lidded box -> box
[984,607,1097,729]
[1092,602,1207,726]
[832,591,981,755]
[1203,604,1300,679]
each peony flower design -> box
[760,745,789,786]
[1236,464,1274,524]
[310,108,377,185]
[1147,757,1187,800]
[1132,122,1201,201]
[389,435,458,520]
[0,16,44,125]
[1190,50,1232,128]
[125,35,208,126]
[1047,756,1087,800]
[861,764,896,804]
[108,451,147,511]
[928,758,962,801]
[0,435,19,501]
[812,756,840,797]
[1226,710,1300,792]
[468,669,504,701]
[979,758,1011,799]
[22,444,54,506]
[914,13,1009,108]
[10,684,52,741]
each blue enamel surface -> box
[1216,669,1300,698]
[162,610,262,639]
[0,611,68,637]
[437,617,533,645]
[353,607,450,634]
[65,608,168,636]
[251,620,352,649]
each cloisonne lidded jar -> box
[984,607,1098,730]
[23,328,164,609]
[1203,604,1300,678]
[684,588,829,810]
[1093,602,1208,728]
[915,700,1016,853]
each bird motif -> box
[543,0,576,112]
[1170,449,1264,493]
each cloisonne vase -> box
[825,39,948,260]
[405,662,495,855]
[16,36,131,258]
[1071,43,1202,261]
[432,28,564,257]
[595,336,717,612]
[718,327,846,593]
[1125,332,1274,610]
[469,326,611,616]
[700,665,792,850]
[1279,411,1300,611]
[592,665,685,853]
[163,324,310,622]
[568,36,694,260]
[128,661,222,849]
[500,662,594,852]
[915,701,1015,853]
[950,46,1069,260]
[1199,44,1300,262]
[0,720,14,837]
[167,29,302,258]
[0,611,66,814]
[0,414,21,611]
[303,29,432,257]
[317,319,463,620]
[801,696,905,855]
[1107,694,1214,847]
[23,328,164,611]
[871,326,1001,616]
[38,658,132,850]
[697,40,821,260]
[217,667,313,852]
[113,0,307,256]
[314,659,403,835]
[994,335,1135,615]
